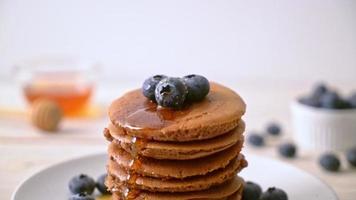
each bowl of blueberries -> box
[291,83,356,152]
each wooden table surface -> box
[1,81,355,200]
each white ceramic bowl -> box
[291,100,356,152]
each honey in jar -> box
[23,71,93,116]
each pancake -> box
[111,187,243,200]
[109,140,244,179]
[108,175,244,200]
[105,81,247,200]
[105,120,245,160]
[108,82,246,142]
[107,155,247,192]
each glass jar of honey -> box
[15,57,99,117]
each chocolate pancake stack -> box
[104,83,247,200]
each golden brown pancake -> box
[108,82,246,142]
[108,175,244,200]
[105,82,247,200]
[107,155,247,192]
[109,139,244,179]
[227,189,243,200]
[105,120,245,160]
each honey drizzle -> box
[122,186,141,200]
[122,101,190,131]
[111,96,192,199]
[122,136,147,200]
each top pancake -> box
[109,82,246,142]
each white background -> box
[1,0,356,84]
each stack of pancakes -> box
[104,83,247,200]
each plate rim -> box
[243,154,339,200]
[11,151,106,200]
[11,152,339,200]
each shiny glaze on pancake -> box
[109,82,246,142]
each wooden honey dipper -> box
[30,99,63,132]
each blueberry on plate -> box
[346,147,356,167]
[247,133,265,147]
[266,122,282,136]
[69,174,96,195]
[155,77,188,108]
[142,75,168,101]
[96,173,110,194]
[278,143,297,158]
[348,92,356,108]
[69,193,95,200]
[242,181,262,200]
[260,187,288,200]
[182,74,210,102]
[319,153,341,172]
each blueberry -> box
[96,173,110,194]
[69,174,96,195]
[319,91,346,109]
[278,143,297,158]
[69,193,95,200]
[319,153,341,172]
[311,83,328,99]
[247,133,265,147]
[298,83,327,108]
[142,75,168,101]
[182,74,210,102]
[348,92,356,108]
[242,181,262,200]
[266,123,282,136]
[260,187,288,200]
[155,77,188,108]
[298,96,320,107]
[346,147,356,167]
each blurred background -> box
[1,0,356,121]
[1,0,356,83]
[1,0,356,199]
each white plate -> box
[12,153,338,200]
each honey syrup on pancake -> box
[121,186,140,200]
[121,100,190,130]
[121,137,147,200]
[130,137,148,157]
[123,174,140,199]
